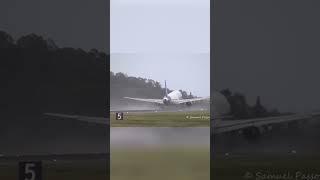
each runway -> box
[110,108,209,113]
[111,127,210,148]
[213,117,320,155]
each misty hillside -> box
[110,72,196,109]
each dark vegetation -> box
[220,89,282,119]
[1,31,108,155]
[1,31,108,126]
[110,72,196,106]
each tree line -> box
[220,89,282,119]
[110,71,196,105]
[1,31,108,124]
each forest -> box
[1,31,108,123]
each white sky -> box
[110,0,210,97]
[111,0,209,53]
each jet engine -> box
[242,125,273,139]
[163,97,171,105]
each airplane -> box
[123,80,209,106]
[44,111,320,140]
[44,90,320,139]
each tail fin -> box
[165,80,168,97]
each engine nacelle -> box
[241,125,273,140]
[163,97,171,105]
[242,126,261,139]
[186,102,192,106]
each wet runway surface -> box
[0,115,108,156]
[2,115,320,158]
[111,127,210,148]
[213,118,320,155]
[111,108,209,113]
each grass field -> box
[0,149,210,180]
[110,111,210,127]
[0,160,108,180]
[212,155,320,180]
[2,154,319,179]
[111,148,210,180]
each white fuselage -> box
[163,90,182,105]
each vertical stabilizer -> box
[165,80,168,97]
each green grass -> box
[0,148,210,180]
[3,154,318,180]
[0,163,17,180]
[212,155,320,180]
[111,111,210,127]
[111,148,210,180]
[0,160,108,180]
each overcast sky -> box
[0,0,108,52]
[111,0,210,54]
[214,0,320,113]
[110,0,210,97]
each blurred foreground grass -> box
[111,148,210,180]
[212,155,320,180]
[0,148,210,180]
[0,159,107,180]
[3,153,319,180]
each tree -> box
[17,34,48,49]
[89,48,99,58]
[46,38,58,50]
[179,90,189,99]
[220,89,281,119]
[0,31,14,48]
[230,93,250,118]
[220,89,232,98]
[2,32,108,119]
[154,81,161,88]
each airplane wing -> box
[213,112,320,134]
[123,97,164,104]
[44,113,109,125]
[175,97,210,104]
